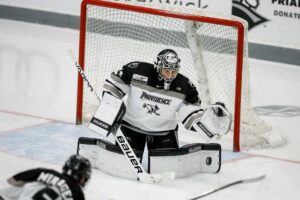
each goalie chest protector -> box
[106,62,199,134]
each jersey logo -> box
[140,91,171,105]
[143,103,160,116]
[132,74,148,84]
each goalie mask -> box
[155,49,181,90]
[62,155,91,187]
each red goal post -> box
[76,0,286,152]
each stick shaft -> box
[68,50,101,102]
[188,175,266,200]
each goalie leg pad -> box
[78,137,221,180]
[149,143,221,179]
[77,137,143,180]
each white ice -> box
[0,19,299,200]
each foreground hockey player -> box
[79,49,232,180]
[0,155,91,200]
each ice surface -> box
[0,19,300,200]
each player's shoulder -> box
[36,168,63,177]
[124,61,155,73]
[171,73,198,100]
[174,73,195,88]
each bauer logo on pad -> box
[91,117,111,131]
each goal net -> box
[76,0,286,151]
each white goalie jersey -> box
[103,61,203,135]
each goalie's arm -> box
[103,63,136,99]
[177,82,216,141]
[179,104,212,141]
[89,92,126,140]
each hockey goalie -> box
[78,49,232,181]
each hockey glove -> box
[191,104,232,141]
[88,92,126,144]
[212,102,226,117]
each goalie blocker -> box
[88,92,126,144]
[77,137,221,180]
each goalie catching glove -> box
[189,102,232,141]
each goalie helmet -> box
[62,155,91,187]
[154,49,181,90]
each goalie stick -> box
[68,50,175,184]
[68,50,101,102]
[187,174,266,200]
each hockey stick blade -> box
[188,175,266,200]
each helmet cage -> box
[155,49,181,88]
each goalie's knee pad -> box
[77,137,221,180]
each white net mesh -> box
[79,1,286,150]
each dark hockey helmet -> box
[154,49,181,89]
[62,155,91,187]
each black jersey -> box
[3,168,85,200]
[103,62,202,135]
